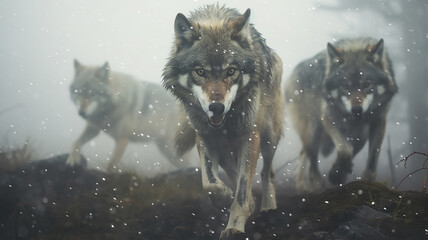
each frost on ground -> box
[0,154,427,240]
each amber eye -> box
[227,68,236,76]
[336,58,344,65]
[195,69,205,77]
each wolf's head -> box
[70,60,113,120]
[323,38,397,119]
[163,5,258,128]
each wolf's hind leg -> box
[107,138,129,173]
[295,153,309,191]
[260,137,278,211]
[296,124,323,191]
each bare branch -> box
[395,151,428,191]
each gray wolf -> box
[162,5,284,238]
[285,38,398,191]
[66,60,185,172]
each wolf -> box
[162,5,284,238]
[285,38,398,191]
[66,60,186,172]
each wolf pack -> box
[66,4,397,239]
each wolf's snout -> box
[209,102,225,116]
[207,102,226,128]
[351,106,362,117]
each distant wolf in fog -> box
[285,38,397,191]
[66,60,185,172]
[163,5,284,238]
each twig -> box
[395,151,428,191]
[423,174,427,193]
[396,151,428,168]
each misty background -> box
[0,0,426,190]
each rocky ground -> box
[0,154,427,240]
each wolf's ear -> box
[367,39,384,63]
[74,59,83,74]
[174,13,198,51]
[327,42,344,65]
[229,8,251,47]
[97,61,110,81]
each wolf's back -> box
[284,51,327,129]
[285,51,326,98]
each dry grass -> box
[0,139,36,173]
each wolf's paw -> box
[219,228,246,240]
[328,168,347,186]
[260,189,275,211]
[66,152,83,166]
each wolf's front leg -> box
[196,136,233,208]
[106,138,129,173]
[221,131,259,238]
[66,124,100,166]
[364,118,387,181]
[322,119,354,185]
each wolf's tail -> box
[320,132,334,157]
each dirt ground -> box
[0,154,427,240]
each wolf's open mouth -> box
[208,115,225,128]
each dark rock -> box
[332,220,390,240]
[313,231,330,240]
[342,205,391,222]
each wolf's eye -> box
[334,57,344,65]
[227,68,236,76]
[195,69,205,77]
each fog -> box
[0,0,425,189]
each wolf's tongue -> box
[209,115,225,126]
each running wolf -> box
[285,38,398,190]
[163,5,284,238]
[66,60,185,172]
